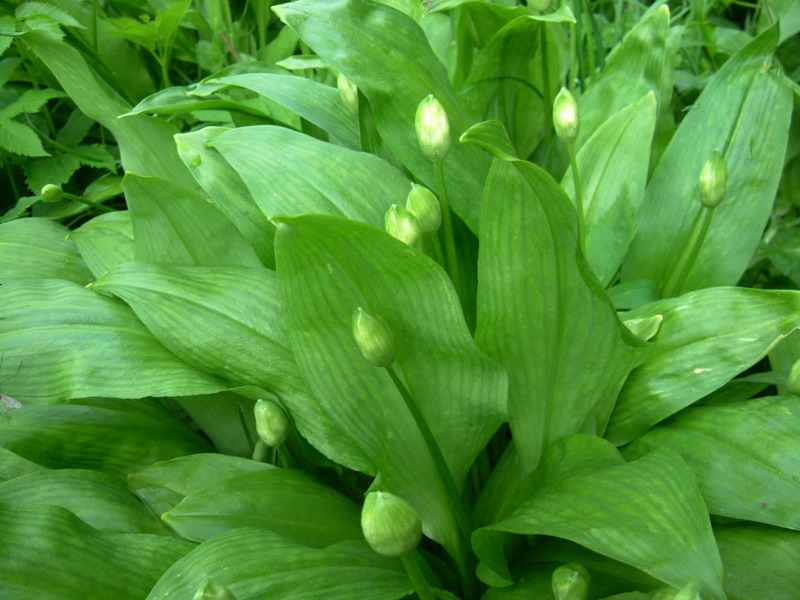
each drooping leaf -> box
[0,279,228,403]
[71,211,135,278]
[607,287,800,444]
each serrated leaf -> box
[0,119,49,156]
[16,2,83,29]
[23,153,81,192]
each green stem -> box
[252,440,267,462]
[434,161,463,304]
[662,206,716,298]
[63,192,116,213]
[5,160,20,200]
[256,0,268,50]
[567,143,585,254]
[386,365,475,600]
[540,26,553,147]
[401,552,437,600]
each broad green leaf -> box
[622,24,793,294]
[148,529,411,600]
[71,211,135,278]
[0,398,213,477]
[275,214,506,562]
[459,119,520,161]
[121,84,274,120]
[0,217,92,284]
[763,0,800,43]
[624,396,800,530]
[175,127,276,268]
[715,524,800,600]
[473,436,725,600]
[163,469,362,546]
[0,279,228,403]
[209,125,410,227]
[0,447,48,482]
[606,287,800,444]
[175,392,257,457]
[275,0,489,232]
[561,93,657,285]
[0,503,191,600]
[475,156,643,472]
[0,118,49,156]
[129,453,273,517]
[123,173,263,268]
[0,469,164,533]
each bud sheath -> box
[698,150,727,209]
[405,184,441,234]
[552,563,590,600]
[361,491,422,558]
[352,307,396,367]
[415,95,451,162]
[553,88,579,145]
[385,204,423,248]
[254,399,289,447]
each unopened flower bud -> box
[193,579,237,600]
[385,204,423,248]
[553,88,579,145]
[651,582,700,600]
[254,399,289,447]
[415,94,451,162]
[352,307,395,367]
[787,359,800,396]
[41,184,63,203]
[405,184,441,234]
[699,150,727,209]
[361,491,422,558]
[552,563,590,600]
[337,73,358,115]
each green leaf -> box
[624,395,800,530]
[475,156,644,472]
[15,2,83,29]
[607,287,800,444]
[561,93,657,286]
[473,436,725,600]
[71,211,135,278]
[275,0,489,232]
[23,153,81,193]
[0,118,49,156]
[163,469,362,546]
[0,398,213,477]
[0,447,48,482]
[715,523,800,600]
[459,119,520,162]
[0,88,64,119]
[0,503,191,600]
[175,392,257,457]
[0,217,93,284]
[0,469,164,533]
[129,453,274,517]
[622,24,793,294]
[0,279,228,403]
[147,528,411,600]
[209,125,410,228]
[123,173,263,268]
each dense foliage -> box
[0,0,799,599]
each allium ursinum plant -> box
[0,1,799,599]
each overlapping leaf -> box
[71,211,134,278]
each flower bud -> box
[352,307,395,367]
[41,184,63,203]
[253,399,289,447]
[698,150,727,209]
[385,204,423,248]
[361,491,422,557]
[551,563,590,600]
[415,94,451,162]
[405,184,441,234]
[553,88,579,145]
[651,582,700,600]
[337,73,358,115]
[193,579,237,600]
[787,359,800,396]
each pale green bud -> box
[405,184,441,234]
[253,399,289,447]
[361,491,422,557]
[193,579,237,600]
[651,582,700,600]
[415,94,451,162]
[551,563,590,600]
[528,0,553,12]
[352,307,395,367]
[553,87,579,144]
[385,204,423,248]
[788,359,800,396]
[337,73,358,115]
[699,150,727,209]
[41,184,63,203]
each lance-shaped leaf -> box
[274,0,489,232]
[0,217,92,284]
[715,523,800,600]
[624,395,800,530]
[473,436,725,600]
[0,399,213,477]
[0,469,164,533]
[209,125,410,228]
[0,279,227,403]
[474,147,644,473]
[0,503,192,600]
[275,214,506,561]
[162,469,362,546]
[606,287,800,444]
[148,529,411,600]
[622,24,793,294]
[71,211,134,278]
